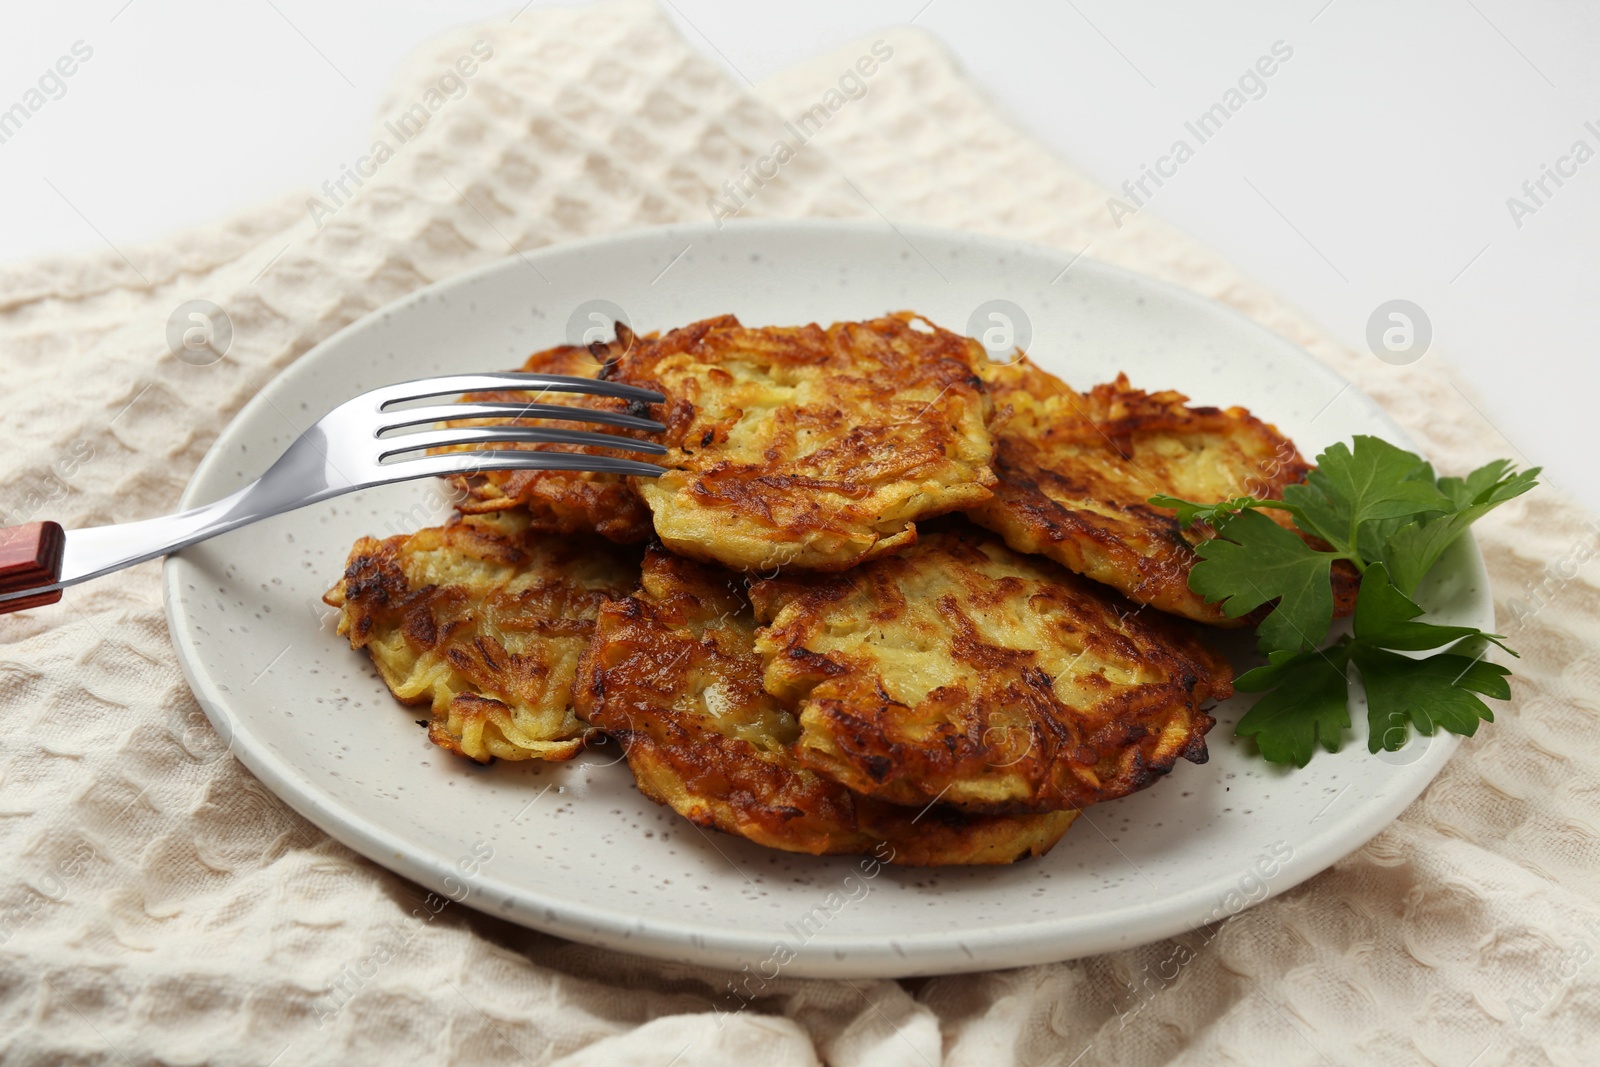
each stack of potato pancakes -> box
[324,313,1314,866]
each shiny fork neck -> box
[4,427,355,602]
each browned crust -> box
[972,359,1356,625]
[323,511,640,763]
[608,312,998,572]
[440,338,654,543]
[749,522,1230,814]
[573,548,1077,865]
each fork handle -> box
[0,522,66,614]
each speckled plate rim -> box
[163,219,1487,978]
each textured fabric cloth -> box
[2,4,1595,1064]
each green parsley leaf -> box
[1234,645,1353,767]
[1188,509,1335,653]
[1441,458,1521,508]
[1149,494,1298,530]
[1282,435,1450,554]
[1150,494,1254,528]
[1150,434,1533,767]
[1351,563,1508,653]
[1378,461,1540,595]
[1352,645,1509,753]
[1232,568,1518,766]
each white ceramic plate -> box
[165,220,1491,979]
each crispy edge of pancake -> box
[611,312,998,573]
[439,337,654,544]
[749,522,1229,814]
[972,359,1357,624]
[323,510,641,763]
[572,547,1077,865]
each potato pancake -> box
[574,548,1077,865]
[324,510,640,763]
[971,359,1355,625]
[749,523,1230,814]
[441,337,654,543]
[609,312,997,572]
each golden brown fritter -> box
[749,523,1230,814]
[971,359,1355,625]
[324,510,641,763]
[573,548,1077,865]
[609,312,997,572]
[440,338,654,543]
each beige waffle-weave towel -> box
[1,3,1596,1064]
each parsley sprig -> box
[1151,436,1538,767]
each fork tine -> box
[391,450,666,480]
[378,426,668,461]
[372,372,663,409]
[379,402,665,434]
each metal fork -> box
[0,372,667,614]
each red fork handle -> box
[0,522,65,613]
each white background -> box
[3,1,1595,512]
